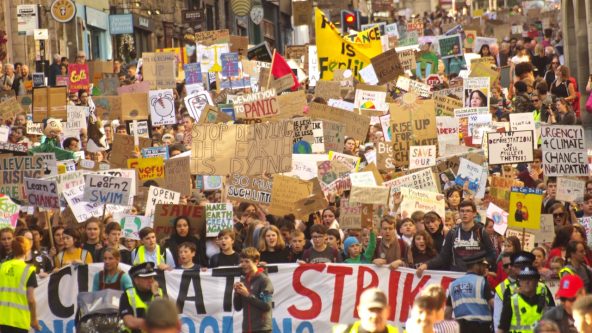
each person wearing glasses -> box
[416,200,496,276]
[544,56,561,87]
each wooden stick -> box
[45,210,54,250]
[266,49,277,90]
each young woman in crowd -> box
[54,228,93,270]
[410,231,437,267]
[82,218,104,262]
[92,248,133,291]
[164,216,207,267]
[258,225,290,264]
[0,227,14,262]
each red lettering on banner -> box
[287,264,325,319]
[353,265,379,318]
[440,276,455,291]
[388,270,401,321]
[327,265,354,322]
[399,273,431,322]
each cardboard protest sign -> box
[113,215,152,240]
[530,214,555,245]
[32,86,68,122]
[308,102,369,141]
[486,203,509,235]
[470,62,499,87]
[141,52,177,89]
[190,121,293,176]
[473,37,497,53]
[184,91,214,121]
[463,77,489,108]
[127,120,150,138]
[508,187,543,230]
[339,197,363,229]
[128,157,164,182]
[0,194,20,229]
[205,203,233,237]
[314,81,342,100]
[227,174,272,205]
[153,204,205,240]
[556,178,586,202]
[350,186,389,205]
[92,96,122,120]
[95,77,119,96]
[110,134,152,168]
[329,151,360,172]
[397,49,417,71]
[268,175,314,217]
[349,171,377,187]
[370,49,404,85]
[292,117,314,154]
[198,105,232,124]
[68,64,90,93]
[275,90,306,119]
[0,156,45,200]
[434,95,463,117]
[0,97,22,121]
[506,228,535,251]
[145,186,180,217]
[436,116,459,155]
[234,89,280,120]
[400,187,445,220]
[383,167,439,195]
[541,125,588,176]
[409,145,436,169]
[24,178,59,208]
[487,131,534,165]
[195,29,230,46]
[120,93,149,121]
[148,89,175,126]
[117,81,151,95]
[395,77,432,98]
[83,174,132,206]
[436,34,463,59]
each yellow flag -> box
[315,8,382,82]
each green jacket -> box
[345,231,376,264]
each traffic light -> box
[341,10,359,34]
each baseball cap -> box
[557,275,584,299]
[359,288,388,309]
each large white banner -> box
[36,264,464,332]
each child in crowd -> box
[327,229,342,252]
[343,229,376,264]
[288,230,306,262]
[176,242,198,270]
[209,229,240,268]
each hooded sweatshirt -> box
[233,268,274,332]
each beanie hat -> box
[343,236,360,257]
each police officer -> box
[119,262,163,333]
[447,251,493,332]
[0,236,41,332]
[497,266,553,333]
[494,251,555,331]
[333,288,398,333]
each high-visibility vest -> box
[133,245,165,265]
[559,266,576,279]
[509,294,544,333]
[449,274,492,322]
[495,278,516,300]
[0,259,35,329]
[123,287,163,333]
[333,321,399,333]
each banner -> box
[315,8,382,81]
[36,264,466,332]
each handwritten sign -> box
[234,89,279,120]
[83,174,132,206]
[268,175,313,217]
[508,187,543,230]
[142,147,168,159]
[556,178,586,202]
[506,228,535,251]
[145,186,180,217]
[0,156,45,200]
[370,49,404,85]
[149,89,175,126]
[68,64,90,93]
[164,156,191,196]
[205,203,233,237]
[308,103,370,141]
[24,178,59,208]
[339,197,363,229]
[227,174,272,205]
[153,204,205,240]
[409,145,436,169]
[487,131,534,165]
[141,52,176,89]
[128,157,164,181]
[541,125,588,176]
[0,194,20,229]
[400,187,445,220]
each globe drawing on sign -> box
[293,141,312,154]
[150,91,174,122]
[206,176,222,189]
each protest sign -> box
[329,151,361,172]
[185,91,214,121]
[233,89,280,120]
[110,134,152,168]
[195,29,230,46]
[35,263,463,332]
[436,34,463,59]
[309,102,370,142]
[470,62,499,87]
[149,89,176,126]
[349,171,377,187]
[205,203,233,237]
[454,107,489,140]
[530,214,555,245]
[96,77,119,96]
[64,105,88,135]
[314,81,342,100]
[292,117,314,154]
[247,42,273,62]
[384,168,439,195]
[128,156,164,181]
[24,178,59,208]
[190,121,293,176]
[141,52,177,89]
[163,156,191,196]
[473,36,497,52]
[83,174,132,206]
[400,187,446,220]
[541,125,588,176]
[463,77,489,107]
[370,49,404,85]
[184,63,202,84]
[268,175,314,218]
[0,97,22,121]
[455,158,484,194]
[142,146,168,159]
[436,116,459,155]
[486,202,509,235]
[120,92,149,121]
[397,49,417,71]
[145,186,180,217]
[506,228,535,251]
[434,95,463,117]
[487,131,534,165]
[339,197,363,229]
[32,86,68,122]
[117,81,151,95]
[395,77,432,98]
[0,155,45,200]
[67,64,90,93]
[510,112,538,149]
[556,178,586,202]
[62,183,104,223]
[153,204,205,239]
[92,95,121,120]
[409,145,436,169]
[127,120,150,138]
[350,186,389,205]
[0,194,20,229]
[315,9,382,81]
[508,187,543,230]
[227,174,272,205]
[115,215,153,240]
[275,90,306,119]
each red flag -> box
[271,51,300,90]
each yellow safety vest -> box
[509,294,543,333]
[495,278,549,302]
[559,266,576,279]
[0,259,35,330]
[333,321,399,333]
[123,287,163,333]
[133,245,164,265]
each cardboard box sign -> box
[32,86,68,122]
[120,92,149,121]
[153,204,206,240]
